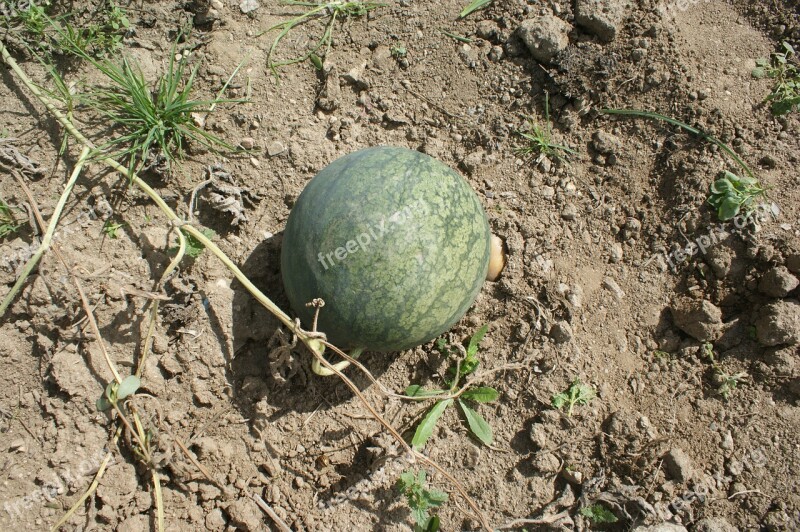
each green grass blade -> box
[459,0,492,18]
[601,108,754,178]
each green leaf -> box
[405,385,446,398]
[458,400,493,445]
[580,504,618,523]
[551,392,568,410]
[411,399,453,448]
[710,178,733,195]
[718,196,741,220]
[422,515,441,532]
[117,375,141,400]
[466,323,488,358]
[751,67,766,79]
[460,386,499,403]
[459,0,492,18]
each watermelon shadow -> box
[230,233,395,415]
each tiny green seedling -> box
[102,220,125,239]
[752,42,800,116]
[180,227,215,258]
[264,1,385,75]
[514,91,577,163]
[96,375,141,411]
[551,378,595,417]
[701,343,748,400]
[707,170,767,221]
[390,45,407,59]
[396,469,448,532]
[459,0,492,18]
[409,324,498,447]
[580,504,618,524]
[0,198,23,238]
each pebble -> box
[561,203,578,220]
[541,185,556,199]
[721,431,734,450]
[758,266,799,298]
[239,0,260,14]
[549,321,573,343]
[602,277,625,300]
[267,141,286,157]
[664,447,695,482]
[239,137,255,150]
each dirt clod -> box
[758,266,800,298]
[754,300,800,346]
[671,298,723,342]
[515,14,571,64]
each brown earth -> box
[1,0,799,530]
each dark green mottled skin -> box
[281,146,490,352]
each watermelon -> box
[281,146,491,353]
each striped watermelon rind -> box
[281,146,490,352]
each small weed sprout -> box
[390,45,407,58]
[396,469,448,532]
[408,324,499,447]
[707,170,768,221]
[701,343,748,400]
[551,378,595,417]
[514,91,576,163]
[580,504,618,524]
[102,220,125,239]
[264,1,385,75]
[752,42,800,116]
[0,198,23,238]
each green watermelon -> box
[281,146,490,353]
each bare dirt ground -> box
[1,0,799,530]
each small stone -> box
[225,499,263,531]
[694,517,738,532]
[663,448,695,482]
[631,525,688,532]
[515,14,571,64]
[541,185,556,199]
[561,203,578,220]
[530,452,561,474]
[575,0,627,42]
[754,300,800,346]
[249,157,260,168]
[592,130,621,155]
[9,438,26,452]
[561,468,583,484]
[549,321,573,343]
[610,242,624,263]
[602,277,625,300]
[758,266,799,298]
[239,137,255,150]
[206,508,227,529]
[670,298,723,342]
[266,141,286,157]
[239,0,259,14]
[720,431,734,450]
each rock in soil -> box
[758,266,799,298]
[694,517,738,532]
[754,300,800,346]
[670,298,723,342]
[663,447,695,482]
[515,14,571,64]
[632,525,688,532]
[574,0,628,42]
[549,321,573,343]
[225,498,263,531]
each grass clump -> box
[397,469,448,532]
[514,91,577,163]
[264,0,385,75]
[752,42,800,116]
[408,324,498,448]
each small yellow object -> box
[486,234,506,281]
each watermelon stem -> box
[311,346,363,376]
